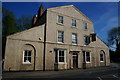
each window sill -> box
[72,43,78,45]
[85,62,91,63]
[56,23,64,26]
[22,62,32,64]
[57,42,64,44]
[100,61,104,62]
[83,44,89,46]
[71,26,77,28]
[55,62,66,64]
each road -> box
[57,69,120,79]
[2,67,120,80]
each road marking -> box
[98,77,102,80]
[113,75,119,78]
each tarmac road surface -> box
[2,66,120,80]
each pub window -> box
[55,49,66,63]
[23,50,32,63]
[83,51,91,63]
[100,51,105,62]
[59,50,64,62]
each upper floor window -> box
[23,50,32,63]
[83,22,87,29]
[58,16,63,24]
[72,33,77,44]
[83,51,91,63]
[72,19,76,27]
[91,33,96,41]
[84,35,90,45]
[58,31,64,43]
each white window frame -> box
[57,50,66,64]
[71,19,76,27]
[83,51,91,63]
[57,31,64,43]
[58,15,63,24]
[23,50,32,64]
[72,33,77,44]
[100,51,104,62]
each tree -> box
[16,15,32,30]
[2,7,19,59]
[108,27,120,58]
[2,7,19,36]
[2,7,33,59]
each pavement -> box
[2,62,120,80]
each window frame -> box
[100,51,104,62]
[83,22,87,30]
[72,33,77,44]
[58,50,65,62]
[58,15,63,24]
[71,19,76,27]
[84,35,90,45]
[55,49,66,64]
[83,51,91,63]
[23,50,32,64]
[57,31,64,43]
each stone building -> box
[4,5,110,71]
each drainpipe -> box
[43,23,47,71]
[33,48,36,70]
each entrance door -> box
[73,53,78,68]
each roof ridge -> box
[47,5,74,10]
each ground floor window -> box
[23,50,32,63]
[100,50,105,62]
[83,51,91,63]
[55,49,66,63]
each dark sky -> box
[2,2,118,45]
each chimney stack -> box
[38,4,44,18]
[32,14,38,26]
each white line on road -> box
[98,77,102,80]
[113,75,119,78]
